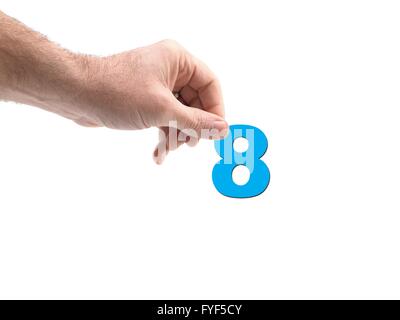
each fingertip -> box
[220,126,229,138]
[210,129,229,140]
[202,120,229,140]
[186,136,199,147]
[153,146,166,165]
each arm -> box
[0,11,90,122]
[0,10,227,163]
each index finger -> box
[187,56,225,118]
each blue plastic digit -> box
[212,124,270,198]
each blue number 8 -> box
[212,124,270,198]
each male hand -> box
[80,40,228,164]
[0,11,228,164]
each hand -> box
[0,10,228,164]
[77,40,228,164]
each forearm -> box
[0,10,89,117]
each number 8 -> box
[212,124,270,198]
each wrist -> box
[0,45,90,112]
[28,50,98,120]
[69,54,110,121]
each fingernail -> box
[212,120,229,138]
[213,120,227,130]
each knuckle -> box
[198,117,208,130]
[191,111,206,130]
[175,108,191,129]
[159,39,181,50]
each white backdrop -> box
[1,0,400,299]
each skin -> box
[0,10,228,164]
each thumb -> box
[167,96,229,140]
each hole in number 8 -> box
[212,124,270,198]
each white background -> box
[0,0,400,299]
